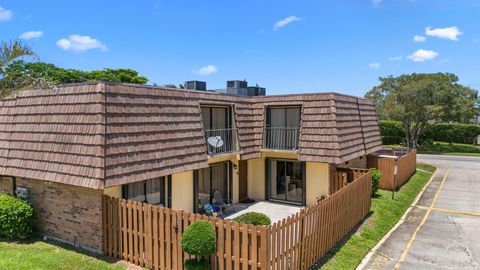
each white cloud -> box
[369,62,381,69]
[273,16,301,30]
[195,65,218,75]
[19,30,44,40]
[56,34,107,52]
[425,26,462,41]
[388,56,403,61]
[408,49,438,62]
[372,0,383,6]
[413,35,426,43]
[0,6,13,21]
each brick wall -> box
[16,178,103,252]
[0,176,14,194]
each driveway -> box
[359,154,480,270]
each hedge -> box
[422,123,480,144]
[0,193,35,239]
[379,120,480,145]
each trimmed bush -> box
[0,193,35,239]
[371,169,381,196]
[181,221,216,256]
[184,259,210,270]
[233,212,271,226]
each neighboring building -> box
[472,115,480,125]
[226,80,266,96]
[0,82,382,252]
[184,80,207,91]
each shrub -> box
[379,120,405,138]
[233,212,271,226]
[371,169,381,196]
[381,136,404,145]
[0,193,35,239]
[181,221,216,256]
[184,259,210,270]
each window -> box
[201,106,231,130]
[122,177,167,206]
[266,106,300,129]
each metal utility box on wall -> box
[15,186,30,200]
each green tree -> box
[3,60,149,85]
[0,40,50,99]
[366,73,479,148]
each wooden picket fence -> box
[102,197,268,270]
[367,148,417,190]
[329,171,347,194]
[268,169,371,269]
[102,169,372,270]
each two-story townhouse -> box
[0,82,382,252]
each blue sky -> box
[1,0,479,96]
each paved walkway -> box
[359,154,480,270]
[225,201,302,223]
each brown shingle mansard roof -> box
[0,82,382,189]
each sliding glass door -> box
[264,106,301,150]
[195,162,232,213]
[267,159,305,205]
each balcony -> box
[204,128,238,156]
[263,127,300,151]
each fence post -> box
[260,226,269,270]
[298,209,306,270]
[102,195,108,255]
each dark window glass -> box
[123,177,166,206]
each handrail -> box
[263,127,300,150]
[204,128,238,155]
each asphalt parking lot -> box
[360,154,480,270]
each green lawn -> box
[0,238,126,270]
[315,163,436,270]
[384,141,480,157]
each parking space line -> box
[392,170,449,270]
[415,205,480,218]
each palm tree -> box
[0,40,50,99]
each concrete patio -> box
[224,201,303,223]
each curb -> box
[355,168,438,270]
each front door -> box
[267,159,305,205]
[238,160,248,202]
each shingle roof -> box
[0,82,382,189]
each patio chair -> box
[203,204,216,217]
[213,190,229,214]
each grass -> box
[315,163,436,270]
[0,237,126,270]
[384,141,480,157]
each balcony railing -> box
[204,128,238,156]
[263,127,300,151]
